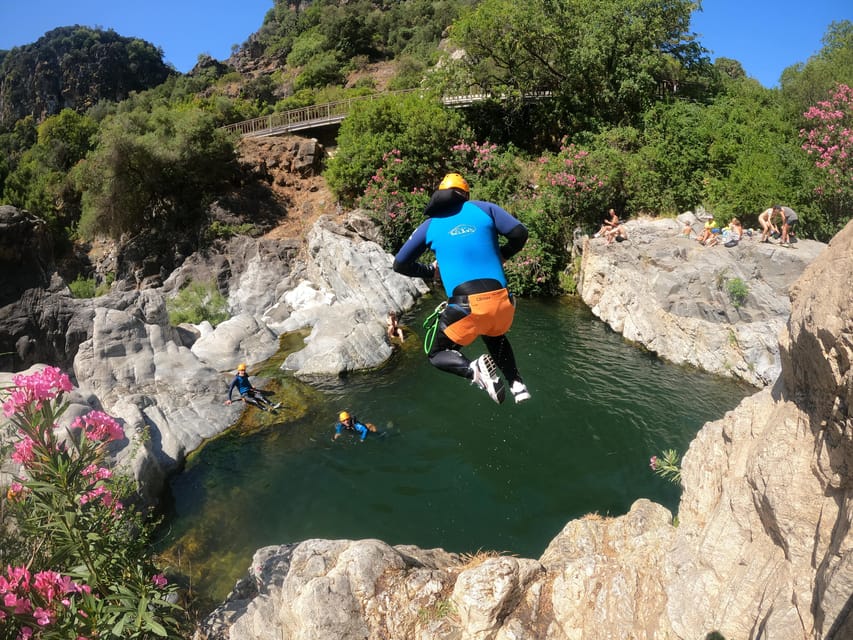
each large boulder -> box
[579,215,826,386]
[272,213,429,379]
[0,205,93,371]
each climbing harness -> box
[422,301,447,355]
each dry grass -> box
[457,548,517,570]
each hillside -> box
[0,26,172,131]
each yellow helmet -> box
[237,363,247,372]
[438,172,469,193]
[339,411,350,421]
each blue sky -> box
[0,0,850,88]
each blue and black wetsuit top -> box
[227,375,253,401]
[335,419,370,441]
[392,189,528,297]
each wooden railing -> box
[220,90,553,138]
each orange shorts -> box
[444,288,516,346]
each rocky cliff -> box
[196,220,853,640]
[579,214,826,387]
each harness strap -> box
[422,301,447,355]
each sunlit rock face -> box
[579,214,826,387]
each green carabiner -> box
[422,301,447,355]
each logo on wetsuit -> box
[450,224,476,236]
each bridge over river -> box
[220,89,552,138]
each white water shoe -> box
[510,381,531,403]
[470,354,506,404]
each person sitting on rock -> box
[594,208,620,238]
[604,223,628,244]
[698,218,716,245]
[225,363,279,412]
[723,218,744,247]
[386,311,405,343]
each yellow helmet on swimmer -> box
[438,172,469,193]
[237,363,247,372]
[339,411,350,421]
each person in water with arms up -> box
[393,172,531,404]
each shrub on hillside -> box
[167,281,229,327]
[326,92,466,205]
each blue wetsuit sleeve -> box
[335,423,343,435]
[393,221,435,280]
[472,201,528,260]
[227,377,238,401]
[355,422,369,440]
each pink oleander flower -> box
[32,606,53,626]
[71,411,124,443]
[81,465,112,481]
[152,574,168,588]
[5,592,32,615]
[649,455,658,470]
[3,367,72,417]
[6,566,31,591]
[11,437,36,465]
[32,570,80,604]
[79,485,121,511]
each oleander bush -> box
[0,367,187,639]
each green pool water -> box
[160,296,753,603]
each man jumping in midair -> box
[393,172,531,404]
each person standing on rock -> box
[772,204,799,248]
[392,172,531,404]
[758,207,780,243]
[225,363,280,412]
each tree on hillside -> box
[325,92,467,205]
[0,116,37,199]
[2,110,97,235]
[780,20,853,124]
[73,107,237,241]
[698,78,814,224]
[448,0,710,130]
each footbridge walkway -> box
[221,89,552,138]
